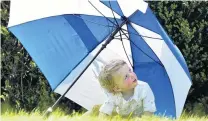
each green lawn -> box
[1,109,208,121]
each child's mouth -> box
[133,79,137,82]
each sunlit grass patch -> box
[1,109,208,121]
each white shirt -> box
[99,80,156,117]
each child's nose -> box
[130,73,135,79]
[130,72,136,78]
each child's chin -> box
[133,80,138,84]
[132,82,138,87]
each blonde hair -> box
[98,59,126,93]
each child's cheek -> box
[125,78,133,87]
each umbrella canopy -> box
[8,0,192,118]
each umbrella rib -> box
[106,17,112,35]
[120,29,164,67]
[114,33,128,37]
[109,1,120,27]
[115,30,162,40]
[119,30,133,67]
[114,37,127,40]
[121,28,163,40]
[88,0,117,27]
[108,1,133,67]
[108,1,133,68]
[72,14,115,28]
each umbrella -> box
[8,0,192,118]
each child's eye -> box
[125,75,129,80]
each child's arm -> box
[99,107,117,118]
[99,99,115,117]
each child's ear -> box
[113,86,121,92]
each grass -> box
[1,108,208,121]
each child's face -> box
[113,64,138,92]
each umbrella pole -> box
[43,18,128,117]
